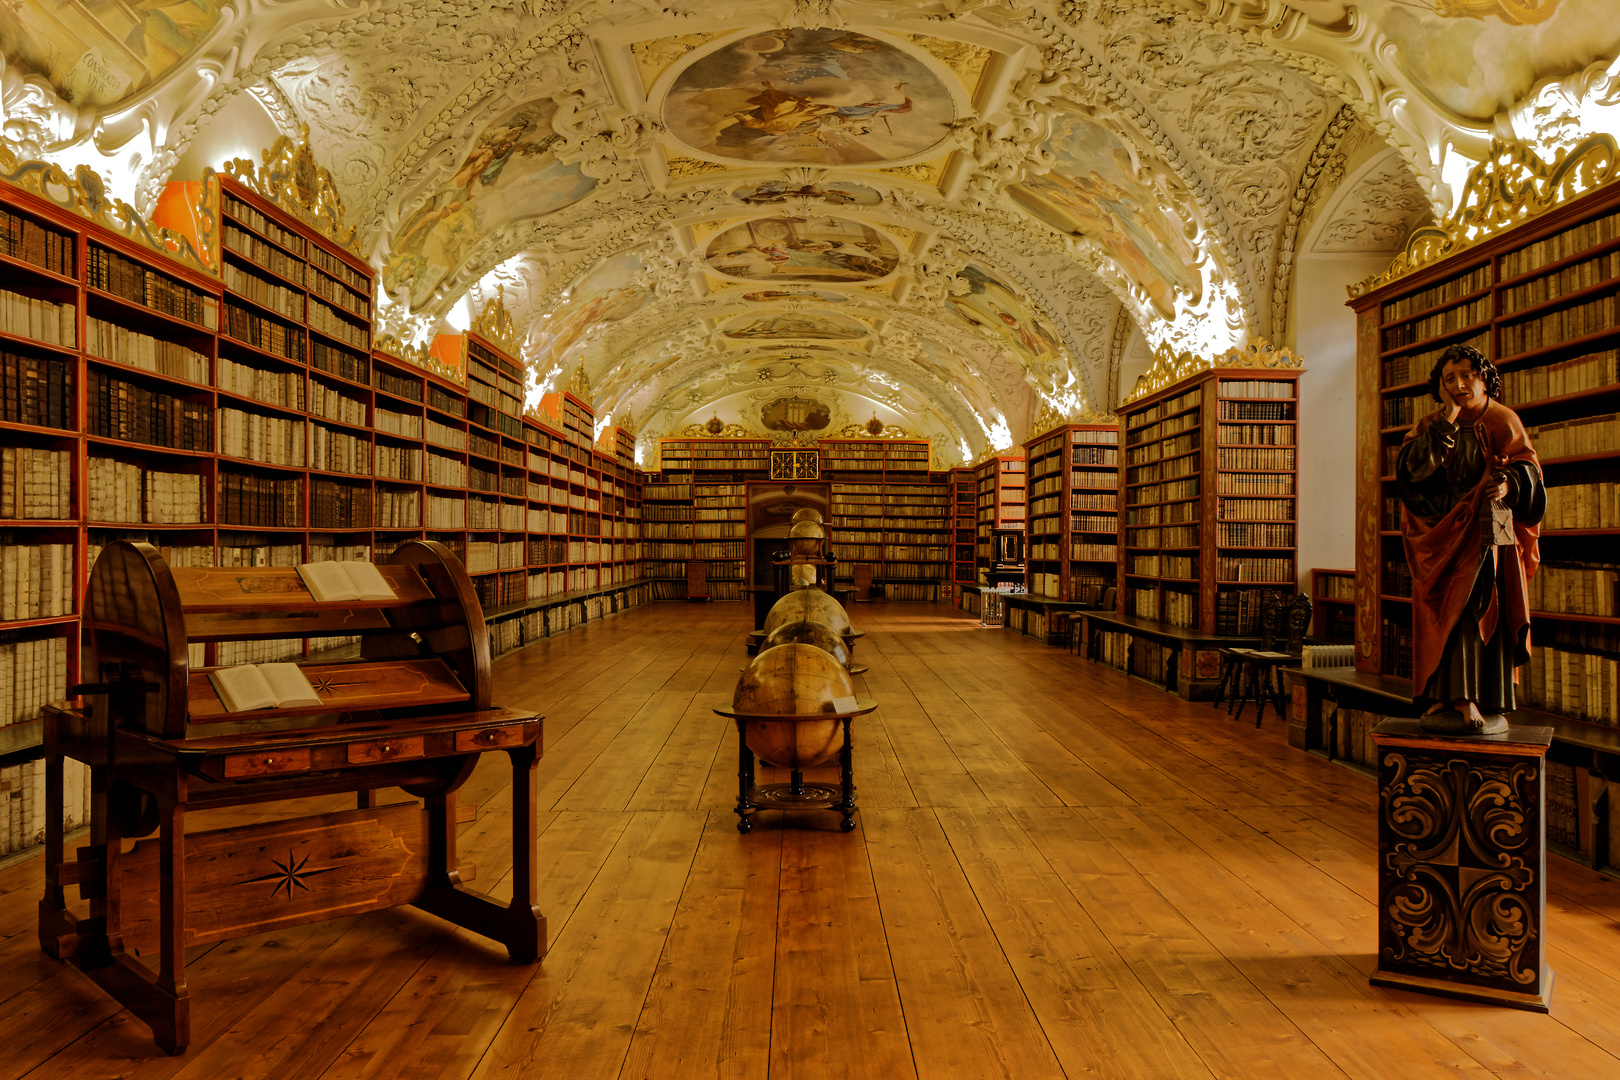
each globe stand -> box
[715,703,877,834]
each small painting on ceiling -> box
[1,0,227,107]
[734,179,883,206]
[662,28,956,166]
[1005,116,1201,321]
[761,395,832,432]
[741,289,850,303]
[531,251,654,376]
[722,312,868,340]
[382,97,596,308]
[944,265,1063,369]
[706,217,899,282]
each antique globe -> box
[788,520,825,559]
[733,642,856,769]
[762,587,852,640]
[790,507,823,525]
[789,563,818,589]
[764,620,855,670]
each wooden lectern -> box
[39,540,544,1053]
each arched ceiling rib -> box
[5,0,1618,463]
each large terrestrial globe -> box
[789,563,818,589]
[790,508,823,525]
[733,642,856,768]
[763,588,852,640]
[788,520,825,559]
[764,620,854,670]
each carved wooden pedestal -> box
[1370,718,1554,1011]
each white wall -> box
[1291,253,1390,590]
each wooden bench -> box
[38,539,544,1054]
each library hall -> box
[4,0,1620,1076]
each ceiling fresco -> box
[6,0,1619,464]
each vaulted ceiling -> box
[4,0,1617,464]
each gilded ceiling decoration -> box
[5,0,1619,466]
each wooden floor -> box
[4,601,1620,1079]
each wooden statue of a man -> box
[1396,343,1544,734]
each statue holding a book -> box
[1396,344,1545,734]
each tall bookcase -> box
[1021,424,1121,601]
[973,453,1025,580]
[0,174,647,809]
[950,466,976,590]
[1350,179,1620,711]
[645,437,772,600]
[821,438,948,600]
[1119,367,1301,634]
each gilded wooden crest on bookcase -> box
[1349,133,1619,299]
[472,285,521,356]
[565,364,594,408]
[0,147,216,274]
[770,448,821,480]
[222,123,359,254]
[374,333,462,384]
[1027,397,1116,442]
[1123,338,1305,404]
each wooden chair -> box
[686,558,710,601]
[852,563,874,602]
[39,540,544,1054]
[1212,590,1281,711]
[1231,592,1314,727]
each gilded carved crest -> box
[1349,133,1619,298]
[223,124,360,254]
[472,284,522,356]
[566,364,595,407]
[1124,338,1305,404]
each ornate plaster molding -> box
[1272,104,1357,337]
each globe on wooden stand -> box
[763,620,867,675]
[716,642,877,833]
[788,520,826,560]
[788,563,818,589]
[790,508,823,525]
[761,588,859,647]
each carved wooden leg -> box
[735,718,754,834]
[152,783,190,1055]
[504,743,545,963]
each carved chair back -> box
[1284,592,1313,656]
[1256,589,1284,650]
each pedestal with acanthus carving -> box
[1370,719,1553,1011]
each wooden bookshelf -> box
[949,466,976,591]
[646,437,772,600]
[0,176,646,847]
[821,438,947,601]
[1310,568,1355,643]
[1119,367,1301,636]
[974,453,1025,583]
[1022,424,1120,601]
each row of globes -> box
[732,508,867,774]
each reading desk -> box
[38,540,544,1053]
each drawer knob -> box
[264,757,275,766]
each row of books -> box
[1529,566,1617,617]
[374,407,423,439]
[1131,387,1203,427]
[1162,588,1197,628]
[0,289,75,347]
[223,301,305,362]
[1217,448,1295,470]
[223,193,305,256]
[220,408,305,466]
[1,634,68,726]
[88,243,217,328]
[1501,347,1617,406]
[1217,557,1294,582]
[883,545,948,560]
[87,316,209,384]
[1218,472,1294,495]
[1,208,74,276]
[1129,478,1199,505]
[311,479,374,529]
[1218,423,1294,446]
[1381,394,1426,429]
[88,370,212,450]
[1499,292,1615,356]
[1162,457,1198,480]
[426,495,466,528]
[224,260,303,320]
[1546,759,1581,850]
[220,355,305,409]
[1503,249,1619,315]
[1219,380,1292,400]
[1381,620,1415,679]
[1217,497,1294,521]
[1,447,72,520]
[1520,645,1619,725]
[1218,401,1291,421]
[1382,561,1414,597]
[224,223,303,283]
[376,443,421,481]
[310,424,371,475]
[220,471,301,528]
[1381,264,1492,324]
[1071,492,1116,510]
[308,298,370,349]
[1072,543,1118,561]
[86,458,203,524]
[1217,522,1295,548]
[1526,411,1618,459]
[1500,208,1620,279]
[0,543,73,620]
[309,380,366,426]
[0,756,91,859]
[1382,295,1491,351]
[0,349,73,429]
[1071,514,1118,532]
[1543,482,1620,530]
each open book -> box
[297,560,395,602]
[208,663,323,713]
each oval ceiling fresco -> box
[705,217,899,283]
[662,28,956,166]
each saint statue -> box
[1396,344,1544,734]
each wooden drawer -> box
[346,736,425,765]
[221,748,312,778]
[455,725,523,752]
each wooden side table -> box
[1370,718,1553,1011]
